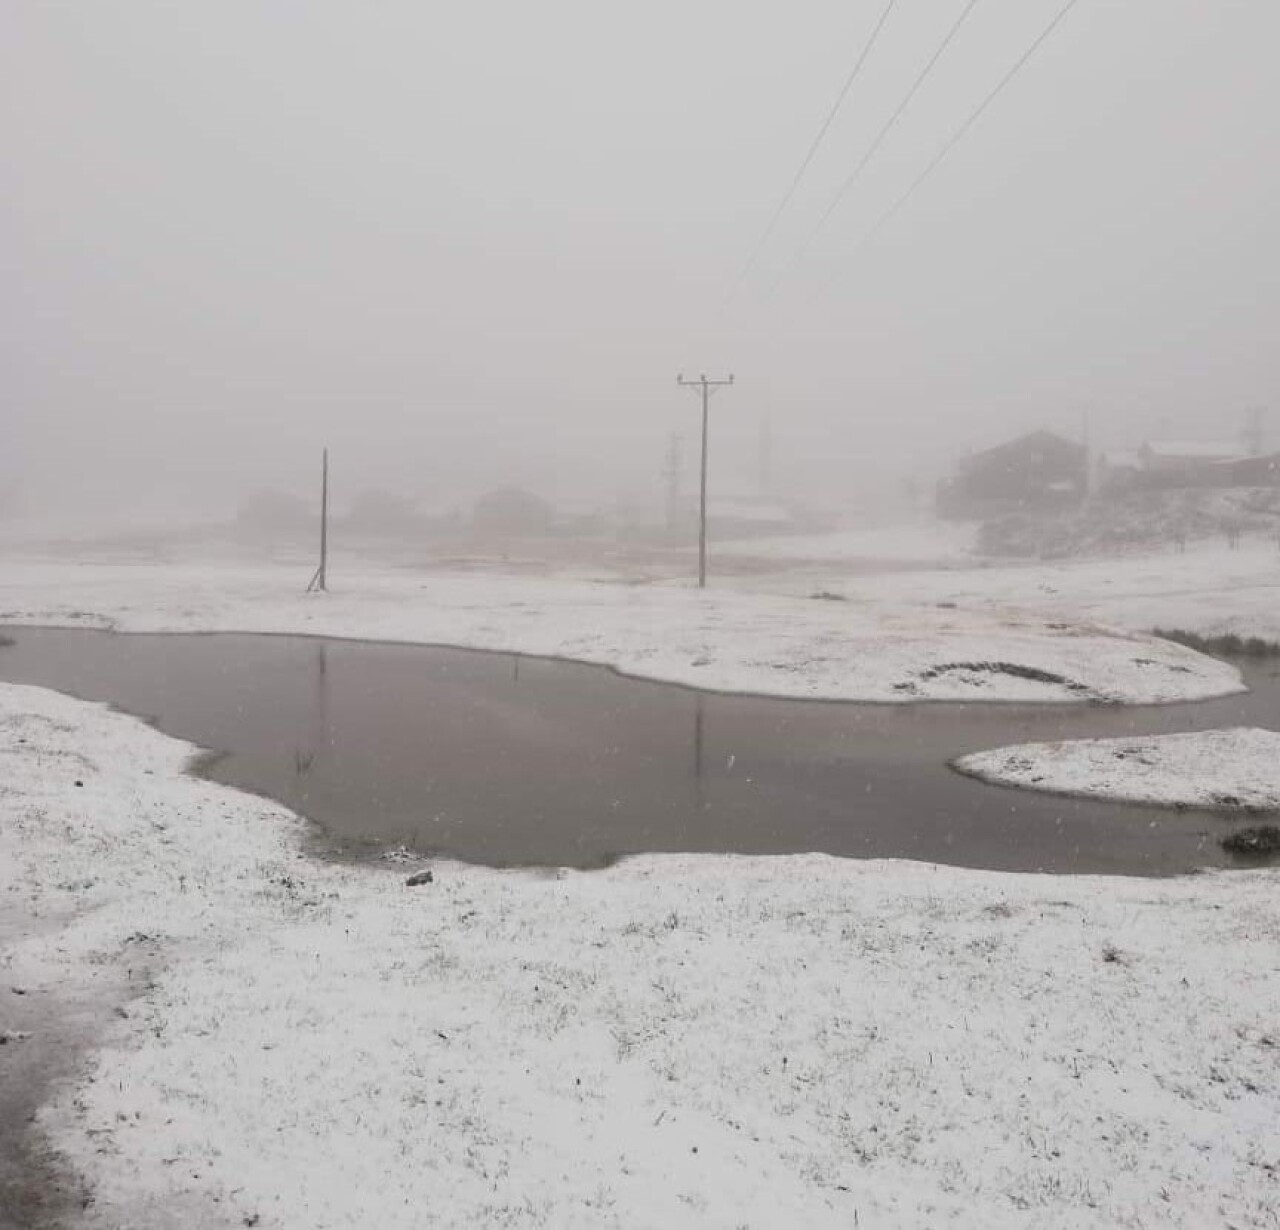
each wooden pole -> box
[306,447,329,593]
[698,383,709,588]
[319,446,328,591]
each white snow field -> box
[710,521,979,565]
[956,727,1280,811]
[3,684,1278,1229]
[0,554,1245,703]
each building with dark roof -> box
[937,430,1087,519]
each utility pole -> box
[306,447,329,593]
[677,373,735,588]
[1243,406,1267,457]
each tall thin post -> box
[1244,406,1266,457]
[306,447,329,593]
[318,446,329,589]
[698,386,709,586]
[678,373,734,588]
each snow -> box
[0,554,1244,704]
[1144,441,1244,462]
[712,520,978,563]
[752,536,1280,646]
[955,727,1280,811]
[2,534,1279,1223]
[1010,546,1278,642]
[705,497,794,523]
[978,488,1280,558]
[3,683,1278,1228]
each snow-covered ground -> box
[3,532,1279,1226]
[956,727,1280,812]
[978,487,1280,559]
[3,684,1278,1229]
[862,539,1280,645]
[711,521,978,565]
[0,554,1245,704]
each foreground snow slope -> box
[3,684,1278,1229]
[0,556,1241,703]
[956,727,1280,811]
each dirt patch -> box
[0,906,151,1229]
[0,981,104,1230]
[1221,825,1280,857]
[917,661,1093,694]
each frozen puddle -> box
[1,625,1277,875]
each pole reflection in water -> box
[293,642,329,799]
[692,693,706,808]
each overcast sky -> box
[3,1,1277,517]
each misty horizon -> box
[4,1,1276,523]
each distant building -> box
[1218,452,1280,486]
[235,489,313,539]
[937,430,1087,520]
[345,490,420,536]
[701,493,826,539]
[1098,440,1280,492]
[472,487,553,537]
[1139,440,1244,474]
[1094,448,1145,493]
[706,496,795,538]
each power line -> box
[782,0,983,282]
[837,0,1085,272]
[729,0,899,292]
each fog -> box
[3,0,1277,524]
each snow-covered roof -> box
[1143,440,1243,461]
[1099,449,1144,470]
[707,498,794,523]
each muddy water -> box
[0,626,1276,875]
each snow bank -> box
[0,558,1242,704]
[3,684,1279,1228]
[956,727,1280,811]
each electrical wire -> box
[729,0,899,293]
[781,0,983,283]
[837,0,1085,273]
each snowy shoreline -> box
[0,558,1246,705]
[3,681,1279,1227]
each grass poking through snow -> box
[1153,628,1280,659]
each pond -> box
[1,625,1275,875]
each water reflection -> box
[293,641,329,788]
[693,693,704,781]
[0,625,1274,874]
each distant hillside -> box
[979,488,1280,558]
